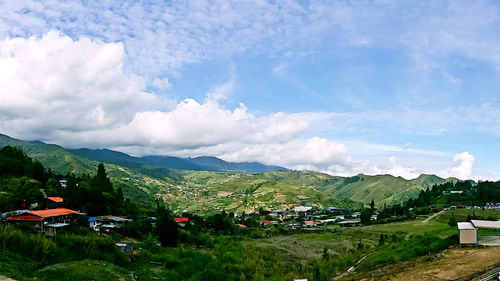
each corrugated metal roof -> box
[47,197,63,203]
[457,222,475,230]
[6,215,44,221]
[30,208,78,218]
[99,215,132,222]
[471,220,500,229]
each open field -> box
[347,246,500,281]
[437,208,500,222]
[245,231,376,263]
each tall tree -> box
[155,207,179,247]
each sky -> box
[1,1,500,180]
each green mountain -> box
[0,133,453,213]
[323,173,449,207]
[253,171,450,207]
[71,148,288,173]
[0,134,176,207]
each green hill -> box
[0,133,453,213]
[318,173,449,207]
[0,134,176,207]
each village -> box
[3,177,500,250]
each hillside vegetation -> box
[0,133,453,213]
[1,145,498,281]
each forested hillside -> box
[0,133,455,213]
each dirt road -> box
[350,246,500,281]
[0,275,16,281]
[421,209,446,224]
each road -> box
[0,275,16,281]
[421,209,446,224]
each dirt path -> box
[421,209,446,224]
[351,246,500,281]
[0,275,16,281]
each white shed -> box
[457,222,477,244]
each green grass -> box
[437,209,500,222]
[34,260,132,281]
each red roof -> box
[6,215,43,221]
[30,208,78,218]
[304,221,321,225]
[235,224,247,227]
[260,220,272,224]
[47,197,63,203]
[174,217,189,223]
[6,208,78,221]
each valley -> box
[0,134,452,215]
[0,135,499,281]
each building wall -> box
[459,229,477,244]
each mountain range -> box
[0,133,456,213]
[70,148,288,173]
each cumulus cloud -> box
[0,31,365,174]
[0,29,488,180]
[439,152,475,180]
[0,31,161,140]
[371,156,420,180]
[0,31,321,149]
[214,137,364,176]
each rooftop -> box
[47,197,63,203]
[174,217,189,223]
[457,222,475,230]
[471,220,500,229]
[7,208,79,221]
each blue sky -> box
[1,1,500,180]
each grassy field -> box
[241,215,458,278]
[34,260,132,281]
[436,208,500,222]
[0,210,478,281]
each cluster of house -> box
[237,206,371,229]
[448,203,500,210]
[485,203,500,209]
[1,191,192,237]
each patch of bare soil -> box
[349,246,500,281]
[0,275,16,281]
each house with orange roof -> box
[6,208,80,236]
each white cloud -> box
[151,77,171,91]
[0,31,362,173]
[371,156,420,180]
[0,31,162,140]
[0,29,491,180]
[439,152,475,180]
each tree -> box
[155,207,179,247]
[322,247,329,261]
[378,233,385,246]
[370,199,375,211]
[448,215,457,227]
[360,208,372,224]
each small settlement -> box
[241,205,364,230]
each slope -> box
[0,134,175,206]
[143,155,288,173]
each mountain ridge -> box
[0,133,456,211]
[70,148,289,173]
